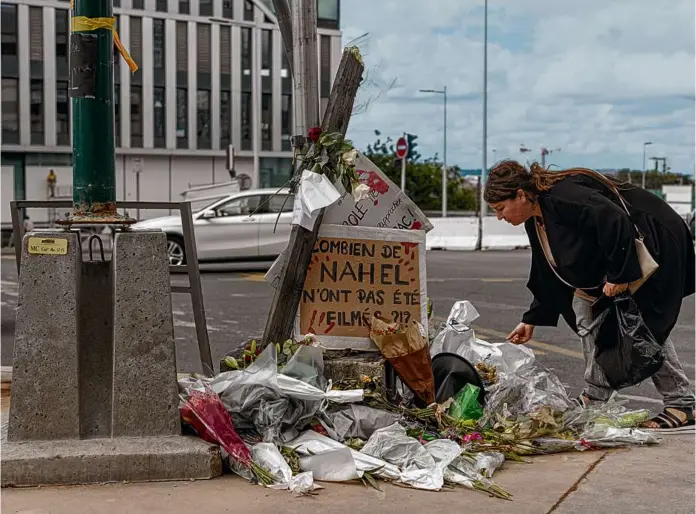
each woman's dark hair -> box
[483,160,624,204]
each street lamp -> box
[481,0,488,219]
[475,0,489,251]
[642,141,653,189]
[419,87,447,217]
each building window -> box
[281,94,291,151]
[30,79,44,145]
[179,0,190,14]
[320,35,331,99]
[114,0,121,7]
[130,85,143,147]
[261,29,272,75]
[153,19,165,70]
[220,90,231,148]
[197,24,211,74]
[318,0,339,29]
[1,4,18,56]
[220,25,232,149]
[29,7,42,62]
[241,27,251,70]
[113,15,120,76]
[262,94,272,151]
[244,0,254,21]
[56,80,70,146]
[154,87,166,148]
[176,21,187,87]
[222,0,233,19]
[241,26,252,92]
[220,26,231,77]
[281,50,292,151]
[133,0,144,8]
[241,92,252,150]
[130,17,142,76]
[176,88,187,148]
[156,0,167,12]
[200,0,213,16]
[55,9,69,59]
[197,90,211,149]
[1,78,19,144]
[114,84,120,146]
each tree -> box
[363,130,477,211]
[614,168,693,189]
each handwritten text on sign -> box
[300,237,421,339]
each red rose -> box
[308,127,322,142]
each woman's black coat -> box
[521,174,695,344]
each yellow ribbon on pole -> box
[71,16,138,73]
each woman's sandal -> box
[640,407,695,434]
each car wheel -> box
[167,236,186,266]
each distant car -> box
[132,188,294,266]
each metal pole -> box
[442,86,447,218]
[69,0,117,222]
[401,131,407,193]
[477,0,488,250]
[401,157,406,194]
[642,145,646,188]
[292,0,320,141]
[642,141,652,189]
[480,0,488,219]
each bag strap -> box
[534,220,595,290]
[582,170,645,241]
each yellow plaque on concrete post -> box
[27,237,69,256]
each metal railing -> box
[10,200,214,376]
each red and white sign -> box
[396,137,409,159]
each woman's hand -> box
[603,282,629,297]
[507,323,535,344]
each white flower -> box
[341,149,358,166]
[352,183,371,202]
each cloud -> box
[342,0,695,173]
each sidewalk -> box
[2,435,693,513]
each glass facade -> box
[1,1,339,196]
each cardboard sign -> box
[265,151,433,288]
[295,225,427,351]
[27,237,68,256]
[322,152,434,232]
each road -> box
[1,250,693,411]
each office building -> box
[1,0,342,223]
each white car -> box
[133,188,294,265]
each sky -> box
[340,0,696,174]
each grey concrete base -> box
[1,436,222,487]
[8,231,81,441]
[79,260,113,439]
[324,352,385,384]
[111,231,179,437]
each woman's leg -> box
[640,336,695,432]
[572,296,614,401]
[651,336,695,409]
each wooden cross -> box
[262,0,365,347]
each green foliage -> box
[364,130,477,211]
[614,168,693,189]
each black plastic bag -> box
[594,293,664,389]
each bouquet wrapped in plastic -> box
[180,385,274,485]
